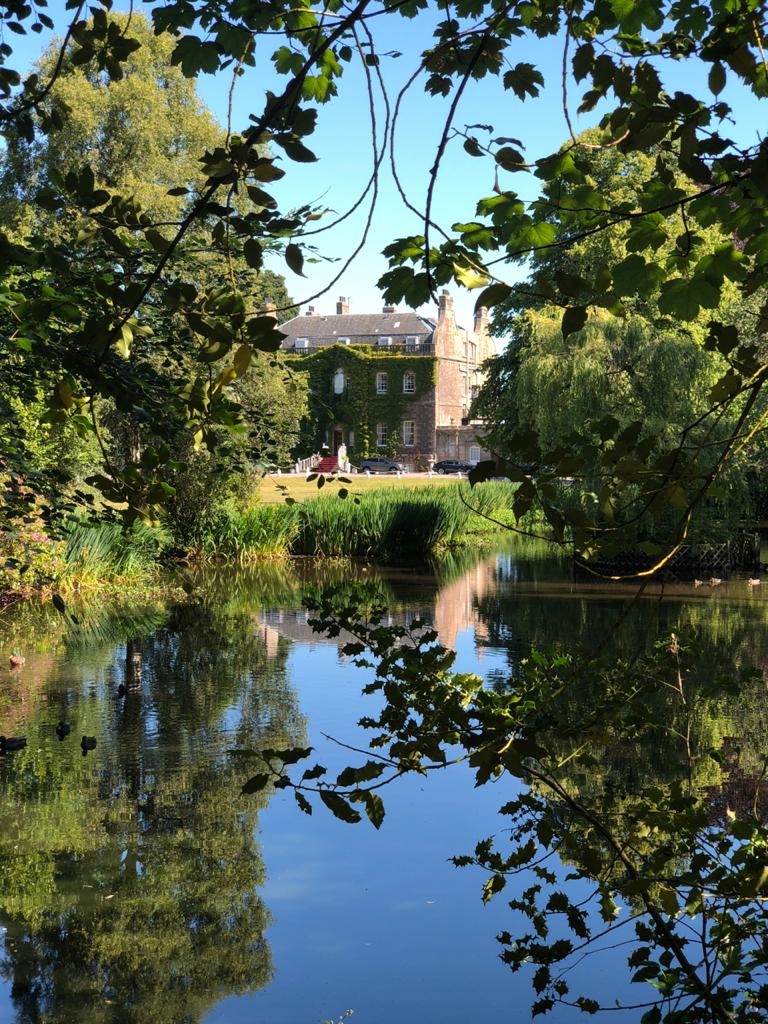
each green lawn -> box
[256,472,463,505]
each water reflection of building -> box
[432,555,497,652]
[257,554,501,654]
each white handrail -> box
[294,452,322,474]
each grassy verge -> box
[188,481,527,563]
[256,472,464,505]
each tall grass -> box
[190,482,522,563]
[189,502,300,561]
[63,520,171,583]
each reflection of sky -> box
[206,624,638,1024]
[5,547,760,1023]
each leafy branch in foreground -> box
[240,587,768,1022]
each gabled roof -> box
[280,311,436,348]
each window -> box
[296,337,308,350]
[349,431,355,447]
[403,371,416,394]
[375,372,388,395]
[377,335,392,347]
[376,422,388,447]
[402,420,415,447]
[405,335,418,347]
[339,337,351,344]
[469,445,481,464]
[333,368,346,395]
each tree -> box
[0,15,220,231]
[0,14,297,521]
[0,0,761,543]
[471,136,762,543]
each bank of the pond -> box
[0,517,186,608]
[0,482,529,606]
[186,482,524,561]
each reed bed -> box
[63,520,171,583]
[191,482,521,563]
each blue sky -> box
[7,3,762,335]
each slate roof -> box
[279,311,436,349]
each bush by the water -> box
[187,483,521,562]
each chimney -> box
[262,300,277,320]
[336,296,349,315]
[474,305,488,335]
[382,304,396,313]
[438,289,454,323]
[305,305,315,315]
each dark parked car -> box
[432,459,471,475]
[359,456,405,474]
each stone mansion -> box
[279,291,495,467]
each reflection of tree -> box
[0,600,304,1023]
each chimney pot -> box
[305,305,315,315]
[382,304,396,314]
[438,290,454,322]
[336,296,349,315]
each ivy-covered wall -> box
[285,344,438,460]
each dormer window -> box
[377,336,392,347]
[296,337,309,350]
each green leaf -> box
[294,791,313,815]
[233,344,252,377]
[362,791,385,829]
[561,305,588,338]
[336,761,386,786]
[319,791,362,823]
[241,773,270,795]
[243,238,262,270]
[453,263,488,289]
[275,745,313,764]
[468,460,497,486]
[575,997,600,1014]
[708,61,726,95]
[474,282,511,311]
[611,255,664,298]
[280,138,317,162]
[658,277,719,320]
[285,243,305,276]
[503,63,544,100]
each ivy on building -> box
[285,345,438,459]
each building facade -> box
[280,291,494,467]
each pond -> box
[1,543,767,1023]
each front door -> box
[332,427,344,455]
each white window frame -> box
[333,368,346,395]
[376,422,388,447]
[405,335,419,346]
[375,372,388,395]
[402,420,415,447]
[377,335,392,347]
[403,371,416,394]
[469,445,482,464]
[296,336,309,349]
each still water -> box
[0,544,766,1023]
